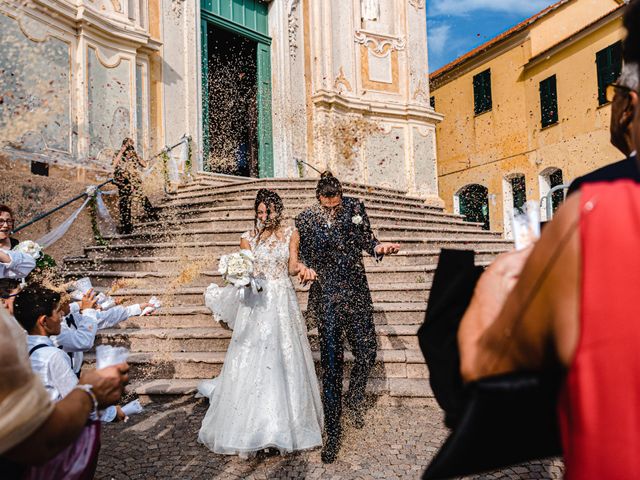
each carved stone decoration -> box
[334,67,352,93]
[409,0,425,9]
[288,0,301,59]
[110,0,122,12]
[361,0,380,21]
[354,30,406,56]
[412,79,429,103]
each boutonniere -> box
[352,215,363,225]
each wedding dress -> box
[198,226,324,456]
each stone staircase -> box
[63,173,512,404]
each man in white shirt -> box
[0,206,36,279]
[13,285,124,422]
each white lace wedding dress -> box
[198,227,324,457]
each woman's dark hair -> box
[0,204,14,220]
[254,189,284,236]
[316,171,343,199]
[624,0,640,65]
[13,285,61,333]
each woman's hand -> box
[78,363,129,409]
[297,265,317,286]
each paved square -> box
[96,397,564,479]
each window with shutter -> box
[596,41,622,105]
[540,75,559,128]
[511,175,527,213]
[473,69,492,115]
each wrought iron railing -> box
[541,184,570,221]
[13,136,192,233]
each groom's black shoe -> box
[344,398,365,429]
[321,434,341,464]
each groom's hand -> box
[375,243,400,256]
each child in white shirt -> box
[14,285,124,422]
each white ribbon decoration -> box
[95,190,118,235]
[35,185,118,248]
[36,196,91,249]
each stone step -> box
[126,377,433,400]
[83,238,511,258]
[66,302,426,326]
[64,249,500,272]
[186,174,426,200]
[85,348,427,382]
[101,225,502,243]
[95,324,421,354]
[96,282,432,306]
[135,212,482,231]
[63,263,473,288]
[158,203,467,223]
[161,193,441,213]
[169,180,429,205]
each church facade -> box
[0,0,441,203]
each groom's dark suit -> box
[296,197,381,437]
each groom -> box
[296,172,400,463]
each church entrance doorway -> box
[200,0,273,177]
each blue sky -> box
[427,0,559,72]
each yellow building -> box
[430,0,626,236]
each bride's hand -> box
[297,266,317,286]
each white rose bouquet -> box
[218,250,256,288]
[13,240,42,260]
[13,240,57,271]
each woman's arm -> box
[240,238,251,250]
[5,364,128,465]
[289,229,317,283]
[4,388,93,465]
[288,229,303,276]
[0,250,37,278]
[112,147,125,168]
[458,193,582,382]
[134,152,147,169]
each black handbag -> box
[422,371,562,479]
[419,250,563,479]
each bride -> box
[198,189,323,457]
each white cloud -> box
[429,0,554,17]
[428,24,451,56]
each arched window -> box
[502,173,527,239]
[455,184,490,231]
[539,167,565,221]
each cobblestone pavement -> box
[96,397,564,480]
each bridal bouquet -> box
[219,250,256,288]
[13,240,57,271]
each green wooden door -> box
[201,0,273,177]
[256,42,273,177]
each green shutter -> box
[473,69,492,115]
[201,19,210,170]
[511,175,527,213]
[257,42,273,178]
[540,75,558,128]
[596,41,623,105]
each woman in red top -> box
[459,80,640,476]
